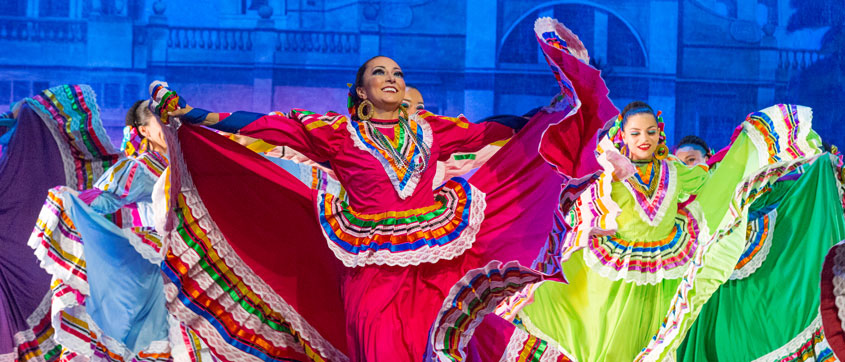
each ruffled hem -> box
[562,135,623,253]
[499,328,575,362]
[24,84,119,191]
[729,208,777,281]
[29,187,91,295]
[426,260,546,360]
[320,177,486,267]
[821,239,845,360]
[123,227,165,265]
[161,146,348,362]
[750,314,835,362]
[27,187,173,361]
[636,155,820,361]
[12,292,67,362]
[581,205,705,285]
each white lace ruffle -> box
[515,314,579,361]
[27,188,91,295]
[26,97,78,189]
[498,328,572,362]
[833,241,845,334]
[620,161,678,227]
[323,184,487,268]
[750,313,822,362]
[162,147,348,362]
[635,155,816,361]
[346,112,433,200]
[729,209,777,281]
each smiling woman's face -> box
[621,113,659,161]
[356,56,406,114]
[402,87,425,112]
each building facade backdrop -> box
[0,0,838,149]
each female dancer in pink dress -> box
[154,17,616,361]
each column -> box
[648,0,679,142]
[463,0,496,120]
[253,10,275,112]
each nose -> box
[386,73,397,83]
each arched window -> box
[498,2,647,69]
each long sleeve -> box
[675,160,710,196]
[85,157,160,215]
[422,111,514,161]
[208,109,347,163]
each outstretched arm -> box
[170,106,344,163]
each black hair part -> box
[676,135,711,155]
[620,100,656,129]
[126,100,152,137]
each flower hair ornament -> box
[606,109,668,160]
[121,126,147,157]
[149,81,185,124]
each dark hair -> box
[126,100,153,137]
[676,135,711,156]
[620,100,656,129]
[349,55,388,117]
[822,141,833,153]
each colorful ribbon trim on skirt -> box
[319,177,486,267]
[583,207,701,285]
[25,84,119,190]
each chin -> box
[630,152,652,161]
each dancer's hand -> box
[606,150,634,181]
[168,105,192,117]
[168,106,221,126]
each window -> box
[39,0,70,17]
[498,4,645,68]
[12,81,30,102]
[0,0,27,16]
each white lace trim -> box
[11,292,56,359]
[833,241,845,334]
[517,313,579,361]
[26,97,78,189]
[751,313,822,362]
[729,209,777,280]
[635,155,817,361]
[582,201,706,285]
[346,112,433,200]
[534,17,590,64]
[162,145,348,361]
[428,261,544,361]
[28,188,91,295]
[24,85,118,190]
[47,276,170,361]
[498,328,573,362]
[323,184,486,267]
[123,227,165,265]
[743,105,820,167]
[620,161,678,227]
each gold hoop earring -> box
[654,143,669,160]
[357,99,374,121]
